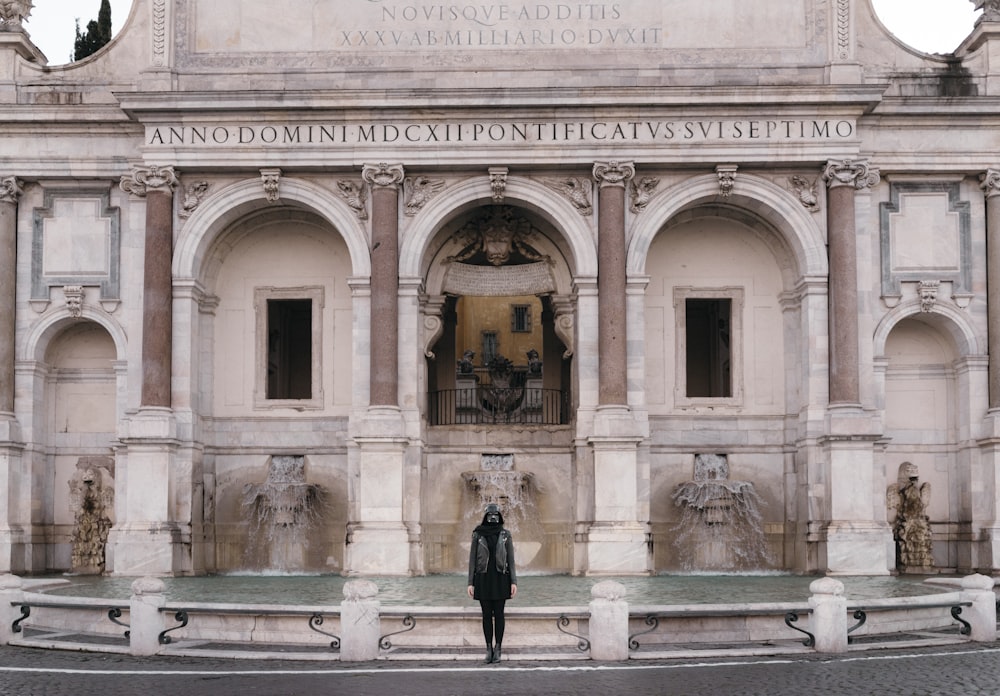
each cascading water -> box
[671,454,771,571]
[241,455,325,572]
[462,453,543,565]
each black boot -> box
[484,646,494,663]
[491,644,502,663]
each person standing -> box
[467,503,517,663]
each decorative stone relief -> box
[63,285,84,317]
[119,165,178,197]
[179,180,210,218]
[835,0,851,60]
[68,456,115,576]
[152,0,167,66]
[879,182,971,304]
[362,162,405,189]
[0,176,23,204]
[448,206,550,267]
[489,167,508,203]
[886,461,933,573]
[542,177,593,216]
[974,0,1000,23]
[787,175,820,212]
[0,0,32,30]
[822,159,880,190]
[716,165,738,199]
[336,180,368,220]
[980,168,1000,198]
[260,168,281,202]
[403,176,445,216]
[592,160,635,188]
[551,297,575,358]
[917,280,940,312]
[629,177,660,213]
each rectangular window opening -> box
[267,298,313,400]
[511,304,532,333]
[685,298,732,398]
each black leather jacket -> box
[467,529,517,585]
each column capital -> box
[822,159,880,190]
[981,169,1000,198]
[120,165,178,197]
[0,177,24,205]
[362,162,405,189]
[593,161,635,189]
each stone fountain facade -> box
[3,0,1000,577]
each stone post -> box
[592,161,634,407]
[822,159,879,406]
[807,577,847,653]
[588,580,629,661]
[340,579,381,662]
[129,577,167,656]
[120,166,178,409]
[0,573,23,645]
[363,163,404,408]
[0,176,20,414]
[959,573,997,642]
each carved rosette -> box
[404,176,445,216]
[489,167,509,203]
[716,165,738,199]
[119,165,178,197]
[592,161,635,189]
[542,177,593,216]
[0,176,23,205]
[822,159,880,190]
[260,168,282,202]
[362,162,405,189]
[980,168,1000,198]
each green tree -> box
[73,0,112,61]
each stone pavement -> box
[3,642,1000,696]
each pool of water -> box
[37,573,951,607]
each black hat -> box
[484,503,500,515]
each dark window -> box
[511,304,532,333]
[685,298,731,398]
[481,331,498,364]
[267,299,312,399]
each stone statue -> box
[458,349,475,374]
[887,461,933,573]
[526,348,542,376]
[67,456,115,575]
[0,0,32,30]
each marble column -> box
[121,166,178,408]
[977,169,1000,569]
[820,159,889,575]
[114,166,184,575]
[363,163,404,407]
[0,177,23,573]
[822,159,879,406]
[0,177,21,414]
[982,169,1000,409]
[593,161,634,407]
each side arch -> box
[628,173,828,279]
[173,177,371,281]
[400,175,598,279]
[20,307,128,363]
[873,300,984,358]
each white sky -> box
[20,0,982,66]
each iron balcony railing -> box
[428,386,568,425]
